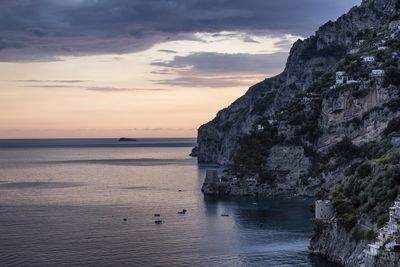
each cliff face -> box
[197,0,398,165]
[310,221,372,266]
[198,0,400,266]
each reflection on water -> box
[0,181,84,189]
[0,139,340,267]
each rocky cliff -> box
[197,0,400,266]
[197,0,398,165]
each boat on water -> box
[154,213,163,223]
[221,214,229,217]
[177,209,187,215]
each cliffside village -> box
[315,199,400,262]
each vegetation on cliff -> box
[332,145,400,229]
[231,118,284,182]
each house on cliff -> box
[365,201,400,261]
[315,200,334,220]
[371,69,385,78]
[335,71,347,85]
[362,56,375,63]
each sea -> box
[0,138,339,267]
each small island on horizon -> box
[118,137,137,142]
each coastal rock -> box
[190,146,199,157]
[309,221,372,266]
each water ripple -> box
[0,181,84,189]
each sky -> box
[0,0,361,138]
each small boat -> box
[178,190,182,192]
[123,218,127,222]
[221,214,229,217]
[154,213,161,217]
[155,219,163,224]
[177,209,187,215]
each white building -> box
[346,79,360,84]
[357,40,365,46]
[378,46,388,51]
[336,71,347,85]
[365,244,380,257]
[364,201,400,258]
[362,56,375,63]
[388,201,400,233]
[371,69,385,77]
[315,200,334,220]
[389,20,400,30]
[256,124,265,131]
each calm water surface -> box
[0,138,339,266]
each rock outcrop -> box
[310,221,372,266]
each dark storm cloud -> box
[0,0,360,61]
[151,52,288,87]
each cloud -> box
[152,52,288,74]
[153,76,258,88]
[84,87,167,92]
[16,79,90,83]
[242,36,260,43]
[22,84,167,92]
[125,128,195,131]
[151,52,287,87]
[158,49,178,54]
[0,0,360,61]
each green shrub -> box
[232,120,284,181]
[309,204,316,214]
[328,137,361,162]
[383,117,400,135]
[300,37,318,60]
[384,66,400,87]
[313,219,324,237]
[342,213,358,231]
[318,45,347,58]
[356,162,372,179]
